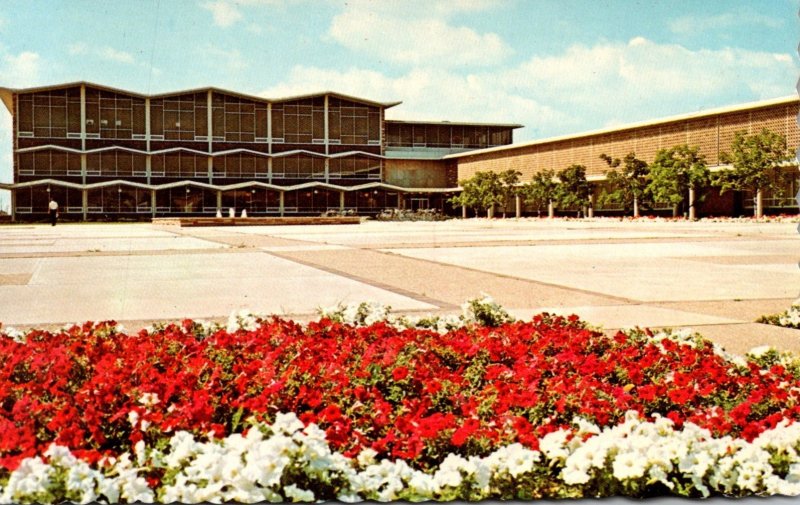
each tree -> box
[450,171,503,218]
[599,152,649,217]
[498,169,522,218]
[555,164,590,217]
[713,129,793,217]
[647,145,709,218]
[521,169,558,217]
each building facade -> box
[0,82,520,221]
[1,83,797,220]
[446,96,800,216]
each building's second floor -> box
[0,82,520,160]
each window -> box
[150,93,207,141]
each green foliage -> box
[521,169,558,213]
[555,164,591,214]
[646,145,709,214]
[450,170,522,217]
[450,171,503,216]
[599,152,649,214]
[714,129,793,197]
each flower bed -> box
[758,305,800,330]
[2,300,800,502]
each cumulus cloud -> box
[669,11,783,34]
[201,0,291,28]
[202,0,243,28]
[503,37,798,128]
[259,36,797,142]
[68,42,136,64]
[2,51,41,87]
[327,0,511,68]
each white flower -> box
[612,451,647,480]
[284,484,315,502]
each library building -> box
[0,82,797,220]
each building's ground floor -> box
[2,180,458,221]
[5,169,798,221]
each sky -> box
[0,0,798,211]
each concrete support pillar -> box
[755,189,763,218]
[688,187,696,220]
[216,190,222,212]
[279,191,285,217]
[151,190,157,219]
[588,191,594,218]
[339,191,345,211]
[548,200,554,219]
[462,205,467,219]
[633,195,639,217]
[487,205,494,219]
[515,194,521,219]
[10,190,16,222]
[82,189,88,221]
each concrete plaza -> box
[0,218,798,355]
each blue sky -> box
[0,0,798,211]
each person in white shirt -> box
[48,199,58,226]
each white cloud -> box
[201,0,289,28]
[2,51,41,87]
[98,47,135,64]
[202,45,247,72]
[669,11,783,34]
[68,42,136,64]
[503,37,798,129]
[259,36,798,142]
[202,0,243,28]
[327,0,511,67]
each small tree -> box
[555,164,590,217]
[714,129,793,217]
[450,171,503,218]
[599,152,649,217]
[521,169,558,217]
[498,169,522,218]
[647,145,709,218]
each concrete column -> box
[207,90,213,153]
[279,191,284,217]
[267,103,272,154]
[324,158,329,183]
[145,156,152,185]
[216,190,222,212]
[588,191,594,218]
[80,154,87,185]
[339,191,345,211]
[80,84,86,152]
[82,189,88,221]
[755,189,763,218]
[688,187,696,220]
[323,95,329,156]
[548,200,554,218]
[487,205,494,219]
[267,157,273,184]
[10,190,16,222]
[515,194,521,218]
[145,97,150,152]
[462,204,467,219]
[633,195,639,217]
[150,190,157,219]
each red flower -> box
[392,366,409,381]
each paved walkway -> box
[0,219,798,355]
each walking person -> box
[48,198,58,226]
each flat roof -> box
[0,81,402,114]
[386,119,523,129]
[444,95,800,160]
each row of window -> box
[386,123,513,149]
[13,186,406,213]
[15,152,382,179]
[17,89,382,145]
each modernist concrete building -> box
[1,82,797,220]
[0,82,520,221]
